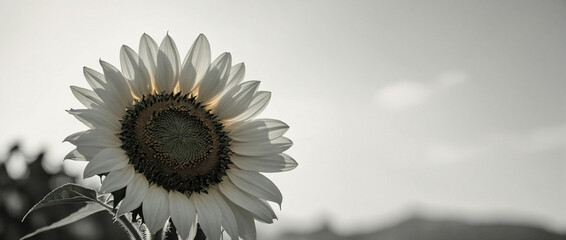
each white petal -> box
[215,81,259,120]
[100,164,135,193]
[227,169,282,207]
[66,128,121,148]
[63,131,85,145]
[224,62,245,91]
[83,67,124,116]
[168,191,197,240]
[218,179,277,223]
[67,110,94,128]
[209,188,238,240]
[197,53,231,103]
[143,184,170,234]
[225,200,257,240]
[64,149,86,161]
[120,45,138,80]
[120,45,151,98]
[76,145,104,160]
[231,153,298,173]
[70,86,103,109]
[233,91,271,122]
[86,128,120,145]
[83,66,106,90]
[191,192,221,240]
[231,137,293,157]
[83,147,129,178]
[213,83,241,119]
[100,60,133,107]
[229,119,289,142]
[139,33,159,84]
[117,173,149,216]
[180,34,211,93]
[155,34,180,93]
[67,108,120,130]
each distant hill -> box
[277,217,566,240]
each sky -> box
[0,0,564,235]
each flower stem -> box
[117,214,144,240]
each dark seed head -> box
[120,92,231,194]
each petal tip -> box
[82,169,96,179]
[196,33,208,41]
[141,33,153,40]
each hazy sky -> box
[0,0,564,235]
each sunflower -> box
[64,33,297,240]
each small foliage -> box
[22,183,99,221]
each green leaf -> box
[21,183,146,240]
[22,183,99,221]
[20,202,106,240]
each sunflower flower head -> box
[65,33,297,240]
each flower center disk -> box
[120,92,231,193]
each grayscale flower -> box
[64,33,297,240]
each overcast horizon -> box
[0,0,564,236]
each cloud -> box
[436,71,468,88]
[512,124,566,154]
[373,80,432,110]
[426,143,479,164]
[425,124,566,164]
[374,70,468,110]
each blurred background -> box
[0,0,564,239]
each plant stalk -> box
[117,214,144,240]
